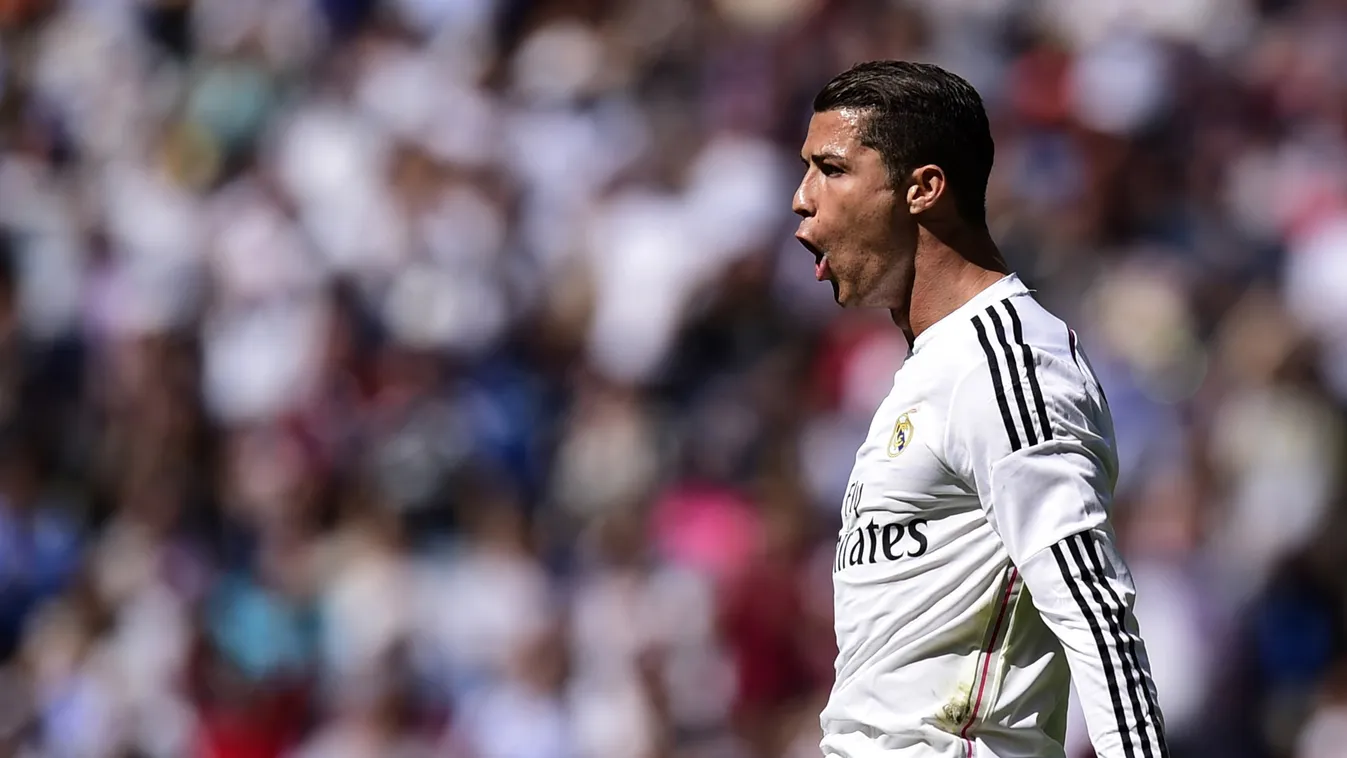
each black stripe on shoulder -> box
[985,304,1038,447]
[972,314,1021,452]
[1081,535,1171,758]
[1003,299,1053,442]
[1053,540,1137,758]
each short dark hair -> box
[813,60,994,225]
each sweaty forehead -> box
[803,108,872,158]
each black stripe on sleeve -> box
[972,315,1021,451]
[1052,541,1137,758]
[1004,299,1053,441]
[1081,535,1171,758]
[986,305,1039,447]
[1066,535,1151,758]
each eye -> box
[819,162,843,177]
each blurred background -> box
[0,0,1344,756]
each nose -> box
[793,175,814,218]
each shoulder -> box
[962,290,1075,371]
[945,292,1077,388]
[944,292,1103,449]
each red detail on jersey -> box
[960,567,1021,755]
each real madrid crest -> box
[888,409,916,457]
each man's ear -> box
[905,165,946,215]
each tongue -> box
[815,256,831,281]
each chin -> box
[835,292,872,309]
[836,289,888,309]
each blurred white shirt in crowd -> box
[416,548,553,680]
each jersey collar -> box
[910,272,1029,355]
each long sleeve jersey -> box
[820,274,1167,758]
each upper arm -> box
[942,336,1118,564]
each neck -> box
[890,223,1009,344]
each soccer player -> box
[793,61,1167,758]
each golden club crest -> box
[888,410,916,457]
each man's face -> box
[793,109,915,308]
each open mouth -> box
[798,236,830,281]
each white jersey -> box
[821,274,1167,758]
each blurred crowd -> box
[0,0,1346,757]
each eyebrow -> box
[801,150,846,165]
